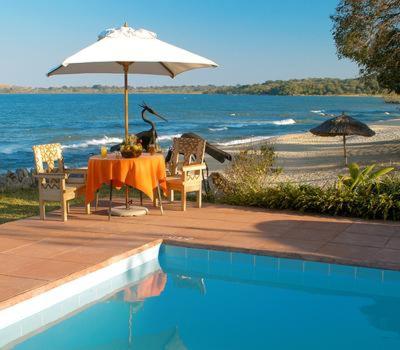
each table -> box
[85,153,167,216]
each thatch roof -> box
[310,113,375,137]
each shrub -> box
[217,159,400,220]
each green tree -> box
[331,0,400,93]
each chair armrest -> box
[33,172,68,180]
[182,163,206,172]
[65,168,88,175]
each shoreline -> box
[208,119,400,185]
[0,91,386,97]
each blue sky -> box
[0,0,359,87]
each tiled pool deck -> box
[1,200,400,310]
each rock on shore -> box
[0,169,36,192]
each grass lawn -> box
[0,186,156,224]
[0,189,60,224]
[0,188,79,224]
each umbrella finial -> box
[124,22,129,27]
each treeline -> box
[205,78,382,95]
[0,78,386,96]
[0,84,212,94]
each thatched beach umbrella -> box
[310,113,375,165]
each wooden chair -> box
[32,143,90,221]
[166,137,206,211]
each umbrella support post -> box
[343,134,347,166]
[125,187,129,209]
[110,61,149,217]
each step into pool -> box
[2,244,400,349]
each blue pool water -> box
[1,94,399,171]
[4,245,400,349]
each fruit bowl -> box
[121,149,142,158]
[120,143,143,158]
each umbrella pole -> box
[123,62,130,208]
[343,134,347,166]
[123,63,129,142]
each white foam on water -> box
[272,118,296,125]
[209,127,228,132]
[216,135,273,147]
[310,109,327,116]
[222,118,296,129]
[62,136,122,149]
[158,133,182,141]
[0,145,20,154]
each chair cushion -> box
[166,176,183,188]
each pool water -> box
[4,245,400,349]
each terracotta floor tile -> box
[317,243,380,261]
[345,223,400,236]
[0,274,47,291]
[333,231,390,248]
[0,237,34,253]
[0,286,26,302]
[0,254,43,275]
[385,237,400,250]
[4,239,79,258]
[262,238,326,253]
[51,245,128,265]
[374,249,400,264]
[295,221,351,233]
[10,259,89,281]
[280,228,340,242]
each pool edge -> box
[0,239,162,321]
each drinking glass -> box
[100,146,107,158]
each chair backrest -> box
[169,137,206,175]
[32,143,64,174]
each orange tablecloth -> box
[85,153,167,204]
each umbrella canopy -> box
[310,113,375,165]
[310,113,375,137]
[47,25,218,77]
[47,23,218,140]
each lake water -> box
[0,94,398,171]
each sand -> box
[207,119,400,186]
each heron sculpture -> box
[136,103,168,150]
[110,103,167,152]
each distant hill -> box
[0,78,387,96]
[204,78,383,96]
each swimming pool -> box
[2,244,400,349]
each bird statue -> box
[110,102,167,152]
[136,103,168,150]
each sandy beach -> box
[208,119,400,186]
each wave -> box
[62,136,122,149]
[158,133,182,141]
[220,118,296,129]
[61,133,182,149]
[216,135,273,147]
[310,109,327,116]
[0,145,21,154]
[209,127,228,132]
[229,113,236,116]
[272,118,296,125]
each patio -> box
[1,200,400,310]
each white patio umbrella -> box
[47,23,218,141]
[47,23,217,215]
